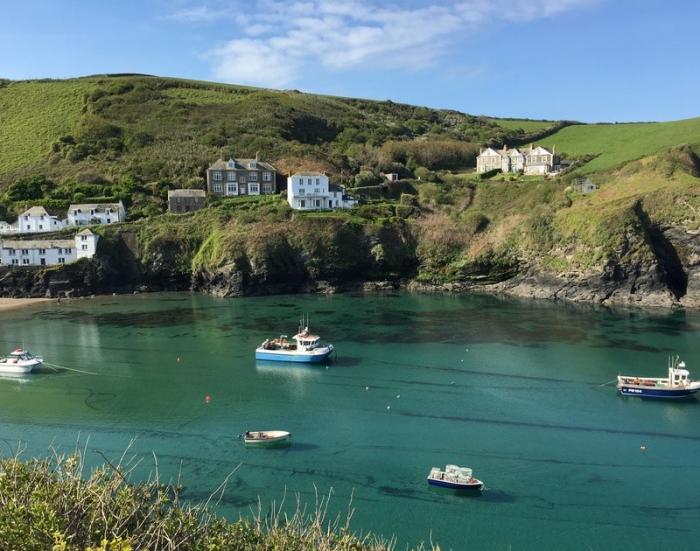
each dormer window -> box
[250,160,257,168]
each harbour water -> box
[0,292,699,550]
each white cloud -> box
[168,0,600,87]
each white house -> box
[0,229,98,267]
[524,146,557,175]
[67,201,126,226]
[6,206,65,234]
[287,172,357,210]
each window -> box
[21,249,28,255]
[298,188,305,196]
[81,235,87,241]
[249,183,259,193]
[58,248,62,254]
[249,172,258,182]
[65,248,72,254]
[227,172,236,182]
[250,160,257,168]
[227,183,237,194]
[315,178,320,185]
[8,248,15,255]
[22,258,30,265]
[24,216,29,220]
[262,182,273,194]
[39,249,46,255]
[12,259,18,265]
[90,209,95,215]
[300,200,306,208]
[213,182,223,193]
[39,225,43,230]
[26,226,31,230]
[40,258,46,266]
[213,171,222,181]
[315,200,321,207]
[40,215,45,220]
[106,208,112,214]
[227,160,235,169]
[263,172,271,181]
[82,245,88,251]
[314,188,319,194]
[58,257,65,264]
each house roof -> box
[2,238,75,249]
[293,171,326,177]
[168,189,206,198]
[528,146,553,155]
[69,202,123,212]
[76,229,96,236]
[19,206,50,217]
[208,158,276,171]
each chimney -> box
[255,151,260,161]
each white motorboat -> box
[0,348,43,375]
[427,465,484,490]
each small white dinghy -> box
[0,349,42,375]
[243,430,291,448]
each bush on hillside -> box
[0,451,413,551]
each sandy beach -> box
[0,298,54,313]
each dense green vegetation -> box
[0,451,417,550]
[0,75,538,194]
[1,74,699,304]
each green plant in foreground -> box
[0,446,435,551]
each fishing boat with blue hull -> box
[618,356,700,399]
[256,319,334,363]
[427,465,483,491]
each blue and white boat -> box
[427,465,483,491]
[255,320,334,363]
[617,356,700,399]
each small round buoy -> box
[365,386,369,391]
[450,381,456,385]
[386,405,391,411]
[205,394,212,404]
[177,357,181,362]
[460,359,464,362]
[396,394,400,399]
[640,445,646,451]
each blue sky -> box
[0,0,698,122]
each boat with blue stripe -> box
[427,465,483,491]
[617,356,700,399]
[256,317,334,363]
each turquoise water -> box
[1,293,699,550]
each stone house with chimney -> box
[206,157,277,197]
[476,145,558,175]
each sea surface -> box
[1,292,699,550]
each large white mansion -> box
[476,145,560,175]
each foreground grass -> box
[0,450,429,550]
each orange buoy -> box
[205,394,212,404]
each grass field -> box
[0,79,93,173]
[534,117,700,172]
[488,118,558,132]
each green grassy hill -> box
[0,74,534,189]
[533,117,700,172]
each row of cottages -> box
[286,173,357,210]
[0,229,98,267]
[0,202,126,235]
[206,157,277,196]
[476,145,559,175]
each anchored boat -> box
[243,430,292,448]
[617,356,700,399]
[0,349,43,375]
[427,465,484,491]
[256,318,334,363]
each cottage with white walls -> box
[287,172,357,210]
[67,201,126,226]
[3,206,66,234]
[0,229,98,267]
